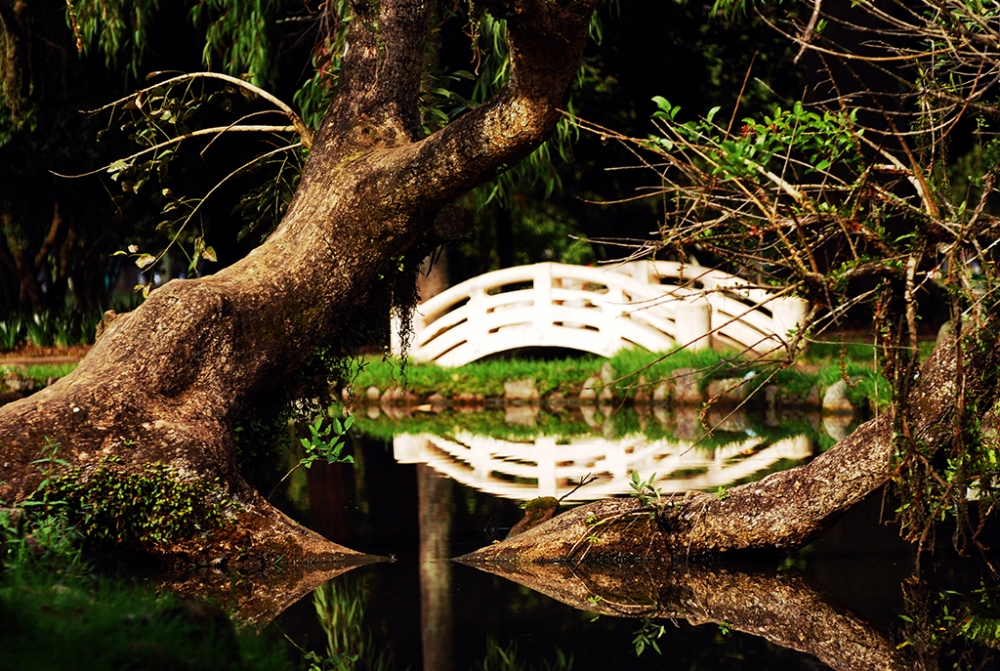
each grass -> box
[1,363,77,383]
[349,343,894,412]
[351,354,606,398]
[0,577,292,671]
[350,403,824,447]
[0,511,292,671]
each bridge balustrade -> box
[392,261,807,367]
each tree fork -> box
[0,0,600,565]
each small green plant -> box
[632,618,666,656]
[474,638,573,671]
[714,485,730,501]
[0,317,23,350]
[270,413,355,498]
[718,621,733,635]
[25,312,56,347]
[628,471,661,507]
[20,438,71,514]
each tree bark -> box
[0,0,600,565]
[461,331,1000,562]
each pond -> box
[262,405,997,670]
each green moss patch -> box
[31,461,232,548]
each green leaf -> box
[202,246,217,263]
[706,106,722,124]
[135,254,156,269]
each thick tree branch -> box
[462,330,990,561]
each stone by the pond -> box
[706,377,747,403]
[673,368,703,404]
[546,391,567,406]
[504,379,539,403]
[823,414,854,441]
[505,404,539,426]
[653,379,672,402]
[822,379,858,413]
[579,376,599,402]
[633,375,650,402]
[453,392,486,406]
[2,371,34,393]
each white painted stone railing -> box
[393,432,814,501]
[391,260,808,367]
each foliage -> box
[93,71,310,288]
[631,618,666,656]
[350,346,891,414]
[628,471,661,508]
[899,579,1000,668]
[304,576,394,671]
[581,0,1000,550]
[1,513,292,671]
[0,309,102,351]
[0,317,22,350]
[474,638,573,671]
[1,507,86,582]
[352,353,604,398]
[352,406,597,443]
[299,414,355,467]
[27,451,233,547]
[0,364,76,390]
[269,413,354,499]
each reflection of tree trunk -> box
[418,464,453,671]
[461,560,915,671]
[158,563,370,630]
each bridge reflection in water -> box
[393,427,814,501]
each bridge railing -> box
[392,261,807,367]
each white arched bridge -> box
[392,260,808,368]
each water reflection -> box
[418,465,453,671]
[457,559,915,671]
[254,431,995,670]
[372,406,820,500]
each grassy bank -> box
[349,343,904,412]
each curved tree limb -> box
[461,329,995,562]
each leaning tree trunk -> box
[462,329,1000,562]
[0,0,600,565]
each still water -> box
[265,406,995,670]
